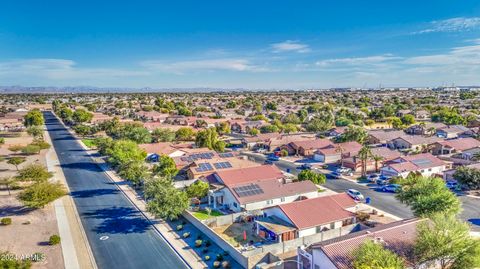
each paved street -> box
[44,112,189,269]
[241,152,480,231]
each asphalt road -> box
[44,112,188,269]
[242,152,480,231]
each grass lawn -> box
[192,209,223,220]
[82,139,96,148]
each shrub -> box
[176,225,183,231]
[30,141,51,150]
[1,217,12,225]
[204,255,210,261]
[221,261,231,268]
[195,240,203,247]
[49,234,61,245]
[183,232,190,238]
[356,212,370,222]
[213,261,221,268]
[21,145,41,155]
[216,253,224,261]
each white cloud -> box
[315,54,401,66]
[0,58,147,80]
[271,40,311,53]
[414,17,480,34]
[141,58,266,73]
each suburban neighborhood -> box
[1,88,480,269]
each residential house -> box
[289,139,334,157]
[186,156,260,180]
[380,153,448,178]
[313,141,362,164]
[230,120,267,133]
[256,193,357,243]
[366,130,405,145]
[342,147,402,172]
[388,135,442,151]
[207,165,318,212]
[139,142,193,159]
[326,127,347,138]
[298,218,424,269]
[134,111,169,122]
[436,125,473,139]
[431,137,480,155]
[405,122,446,135]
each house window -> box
[316,226,322,233]
[266,200,273,205]
[330,223,335,229]
[280,197,285,202]
[428,168,432,172]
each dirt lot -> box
[0,194,64,268]
[212,221,263,248]
[0,131,64,268]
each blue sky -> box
[1,0,480,89]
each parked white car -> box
[346,189,364,201]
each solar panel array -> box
[181,152,215,162]
[214,162,233,169]
[233,184,264,197]
[195,163,213,172]
[219,152,234,158]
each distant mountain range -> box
[1,85,479,93]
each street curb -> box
[55,114,194,269]
[44,121,98,269]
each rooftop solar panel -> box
[233,184,264,197]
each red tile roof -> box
[227,179,317,205]
[278,193,356,230]
[311,218,424,269]
[214,165,284,186]
[437,137,480,151]
[291,139,333,150]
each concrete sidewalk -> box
[44,130,97,269]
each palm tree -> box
[358,146,372,177]
[335,145,346,167]
[372,154,383,173]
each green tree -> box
[358,146,372,177]
[265,102,277,111]
[106,140,147,167]
[0,177,16,195]
[18,181,66,208]
[196,128,225,151]
[144,177,189,220]
[401,114,415,126]
[118,161,147,186]
[175,127,195,141]
[24,109,44,127]
[414,214,480,269]
[151,128,176,142]
[337,125,368,143]
[260,125,279,133]
[453,166,480,190]
[248,128,259,136]
[17,164,53,182]
[186,180,209,199]
[72,109,93,124]
[352,240,405,269]
[26,126,44,140]
[58,107,73,122]
[216,122,231,135]
[391,117,404,129]
[72,124,93,137]
[297,170,326,185]
[7,156,26,171]
[282,123,298,134]
[396,175,460,217]
[152,155,178,177]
